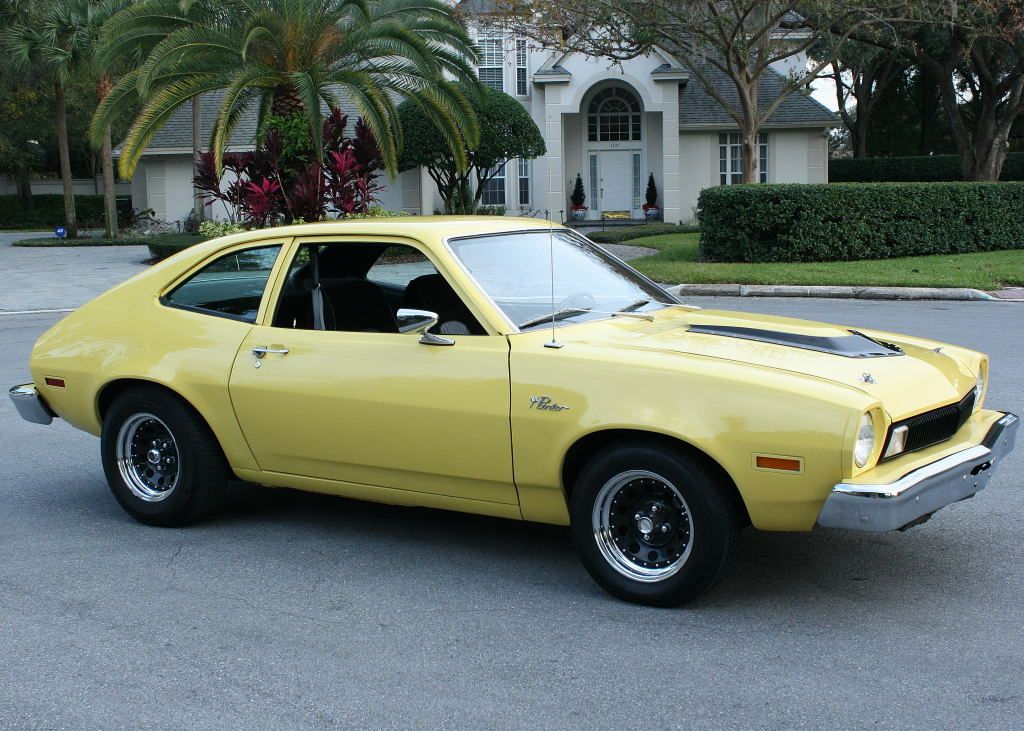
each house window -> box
[518,158,530,206]
[589,154,598,207]
[515,39,528,96]
[587,87,641,142]
[481,164,506,206]
[478,32,504,91]
[719,132,768,184]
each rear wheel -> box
[101,387,229,526]
[570,443,739,607]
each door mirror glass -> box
[396,308,439,334]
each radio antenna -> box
[544,213,562,349]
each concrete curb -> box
[667,283,1001,301]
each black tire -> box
[101,386,229,527]
[569,442,740,607]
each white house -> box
[125,4,837,225]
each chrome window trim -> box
[441,227,683,336]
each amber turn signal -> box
[755,455,802,472]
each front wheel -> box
[101,387,229,527]
[570,444,740,607]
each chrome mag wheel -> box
[592,470,694,583]
[115,412,181,502]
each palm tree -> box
[93,0,480,181]
[3,0,126,239]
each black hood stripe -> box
[687,325,904,358]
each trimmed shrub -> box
[147,235,206,261]
[830,153,1024,183]
[0,194,131,229]
[698,182,1024,263]
[587,223,698,244]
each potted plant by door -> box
[569,173,588,220]
[642,174,660,219]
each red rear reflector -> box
[756,456,801,472]
[44,377,66,388]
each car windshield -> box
[447,230,674,331]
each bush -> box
[830,153,1024,183]
[146,234,207,261]
[586,223,698,244]
[698,182,1024,263]
[0,194,131,229]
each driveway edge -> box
[667,284,1001,301]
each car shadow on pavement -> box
[202,484,976,611]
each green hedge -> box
[0,194,130,229]
[586,223,698,244]
[698,182,1024,263]
[830,153,1024,183]
[146,234,206,261]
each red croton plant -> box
[194,108,383,227]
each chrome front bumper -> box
[9,384,55,425]
[818,412,1018,531]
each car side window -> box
[164,245,282,323]
[272,242,486,335]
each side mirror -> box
[396,308,455,346]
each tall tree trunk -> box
[853,117,869,158]
[741,127,759,184]
[193,96,204,222]
[16,169,33,211]
[101,127,117,239]
[95,76,118,239]
[54,82,77,238]
[737,84,760,184]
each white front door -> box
[599,151,632,213]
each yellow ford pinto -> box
[10,218,1018,606]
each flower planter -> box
[570,208,587,221]
[644,207,660,220]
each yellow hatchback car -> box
[10,218,1019,606]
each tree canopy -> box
[399,84,545,213]
[92,0,482,180]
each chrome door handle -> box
[251,346,289,358]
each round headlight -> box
[854,413,875,468]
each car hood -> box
[577,307,980,420]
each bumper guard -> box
[818,412,1018,531]
[9,384,55,425]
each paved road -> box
[2,290,1023,726]
[0,232,149,312]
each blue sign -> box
[54,226,67,240]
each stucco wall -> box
[678,128,830,222]
[0,175,131,197]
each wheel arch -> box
[561,429,751,526]
[96,378,233,464]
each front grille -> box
[882,389,976,459]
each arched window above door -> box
[587,87,642,142]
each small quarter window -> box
[164,245,282,323]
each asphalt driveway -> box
[1,247,1022,727]
[0,232,149,312]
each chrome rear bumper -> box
[818,412,1018,531]
[9,384,55,425]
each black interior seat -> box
[403,274,484,335]
[323,279,398,333]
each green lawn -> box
[628,233,1024,290]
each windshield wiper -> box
[611,299,655,321]
[616,299,650,313]
[518,307,591,329]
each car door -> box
[227,239,516,506]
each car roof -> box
[211,216,562,247]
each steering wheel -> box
[558,291,597,311]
